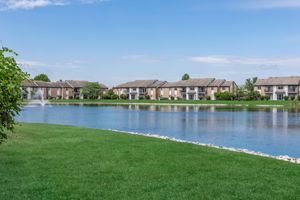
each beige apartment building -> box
[161,78,237,100]
[114,80,167,100]
[21,80,108,100]
[254,76,300,100]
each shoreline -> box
[107,128,300,164]
[32,101,287,108]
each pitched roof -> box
[162,78,215,88]
[21,80,38,87]
[65,80,88,88]
[255,77,300,86]
[221,81,235,87]
[99,83,109,89]
[208,79,226,87]
[115,80,163,88]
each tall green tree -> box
[34,73,50,82]
[0,47,29,143]
[182,73,190,80]
[81,82,101,99]
[244,77,258,94]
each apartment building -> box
[21,80,108,100]
[114,80,167,100]
[254,77,300,100]
[161,78,237,100]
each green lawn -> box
[48,99,300,107]
[1,123,300,200]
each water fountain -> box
[26,88,48,107]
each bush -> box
[119,94,129,100]
[206,96,211,100]
[284,96,289,101]
[102,89,119,100]
[290,96,296,101]
[145,95,151,100]
[160,97,169,100]
[139,96,145,100]
[170,96,175,100]
[298,96,300,101]
[215,91,234,100]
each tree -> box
[182,73,190,80]
[102,89,119,100]
[0,47,29,143]
[34,73,50,82]
[81,82,101,99]
[244,77,257,94]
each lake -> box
[17,104,300,158]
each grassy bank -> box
[47,99,300,107]
[1,123,300,199]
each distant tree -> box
[244,77,257,94]
[82,82,101,99]
[102,89,119,100]
[34,73,50,82]
[182,73,190,80]
[0,47,29,143]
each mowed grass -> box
[48,99,300,107]
[1,123,300,200]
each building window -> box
[190,87,194,90]
[258,86,261,90]
[278,86,284,90]
[211,87,214,91]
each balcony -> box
[264,88,273,93]
[288,89,298,93]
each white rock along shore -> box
[108,129,300,165]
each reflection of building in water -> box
[271,108,289,129]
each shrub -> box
[284,96,289,101]
[298,96,300,101]
[170,96,175,100]
[120,94,129,100]
[145,95,151,100]
[139,96,145,100]
[160,97,169,100]
[206,96,211,100]
[290,96,296,101]
[214,91,234,100]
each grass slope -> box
[48,99,300,107]
[0,123,300,200]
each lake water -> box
[17,104,300,158]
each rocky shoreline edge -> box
[108,129,300,165]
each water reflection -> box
[18,104,300,157]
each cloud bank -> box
[0,0,109,10]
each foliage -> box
[102,89,119,100]
[34,73,50,82]
[145,95,151,100]
[215,91,234,100]
[81,82,101,99]
[119,94,129,100]
[138,96,145,100]
[244,77,257,94]
[181,73,190,80]
[290,96,296,101]
[0,47,29,143]
[284,96,289,101]
[206,96,211,100]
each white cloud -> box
[190,55,300,66]
[17,60,46,68]
[0,0,109,10]
[237,0,300,10]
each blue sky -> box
[1,0,300,86]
